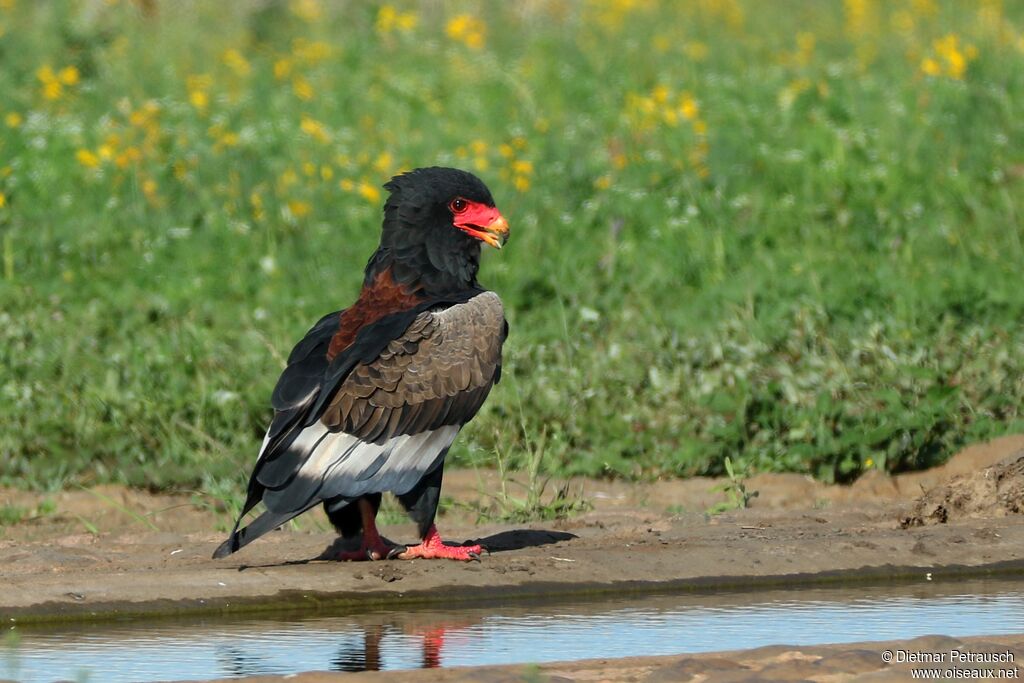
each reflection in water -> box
[217,644,286,679]
[332,624,383,672]
[4,579,1024,683]
[328,619,466,673]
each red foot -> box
[332,498,400,561]
[335,534,397,561]
[397,525,483,561]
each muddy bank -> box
[2,435,1023,622]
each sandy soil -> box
[2,436,1024,681]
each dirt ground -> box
[3,435,1024,681]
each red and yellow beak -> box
[454,203,510,249]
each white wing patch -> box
[260,422,460,514]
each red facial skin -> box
[450,198,510,249]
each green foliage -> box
[0,498,55,526]
[0,505,28,526]
[1,1,1023,493]
[707,457,758,515]
[466,427,591,523]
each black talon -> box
[467,551,481,561]
[387,546,407,560]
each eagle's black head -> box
[373,167,509,292]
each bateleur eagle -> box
[213,167,510,562]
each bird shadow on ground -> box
[464,529,577,553]
[233,529,576,571]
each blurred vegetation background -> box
[1,0,1023,499]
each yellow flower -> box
[945,50,966,79]
[357,181,381,204]
[115,146,141,168]
[679,94,699,121]
[250,191,265,220]
[292,39,332,65]
[498,143,514,158]
[218,131,239,149]
[0,192,6,208]
[37,64,80,100]
[473,157,489,172]
[273,58,293,81]
[594,174,612,190]
[339,178,354,191]
[843,0,876,37]
[651,84,670,104]
[42,81,63,100]
[76,149,100,168]
[278,169,298,190]
[512,159,533,175]
[4,112,22,128]
[187,74,212,111]
[395,10,417,31]
[58,66,80,85]
[445,14,486,50]
[922,34,976,80]
[911,0,937,16]
[513,175,530,192]
[189,89,209,110]
[471,140,488,155]
[373,151,393,174]
[293,76,314,101]
[287,199,312,218]
[320,165,334,181]
[221,48,251,77]
[299,115,331,143]
[377,5,397,32]
[289,0,321,22]
[377,5,418,34]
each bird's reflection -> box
[331,624,384,672]
[330,618,476,672]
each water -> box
[3,579,1023,682]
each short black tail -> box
[211,507,307,559]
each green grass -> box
[1,0,1023,494]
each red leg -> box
[397,524,483,561]
[334,498,399,561]
[421,628,445,668]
